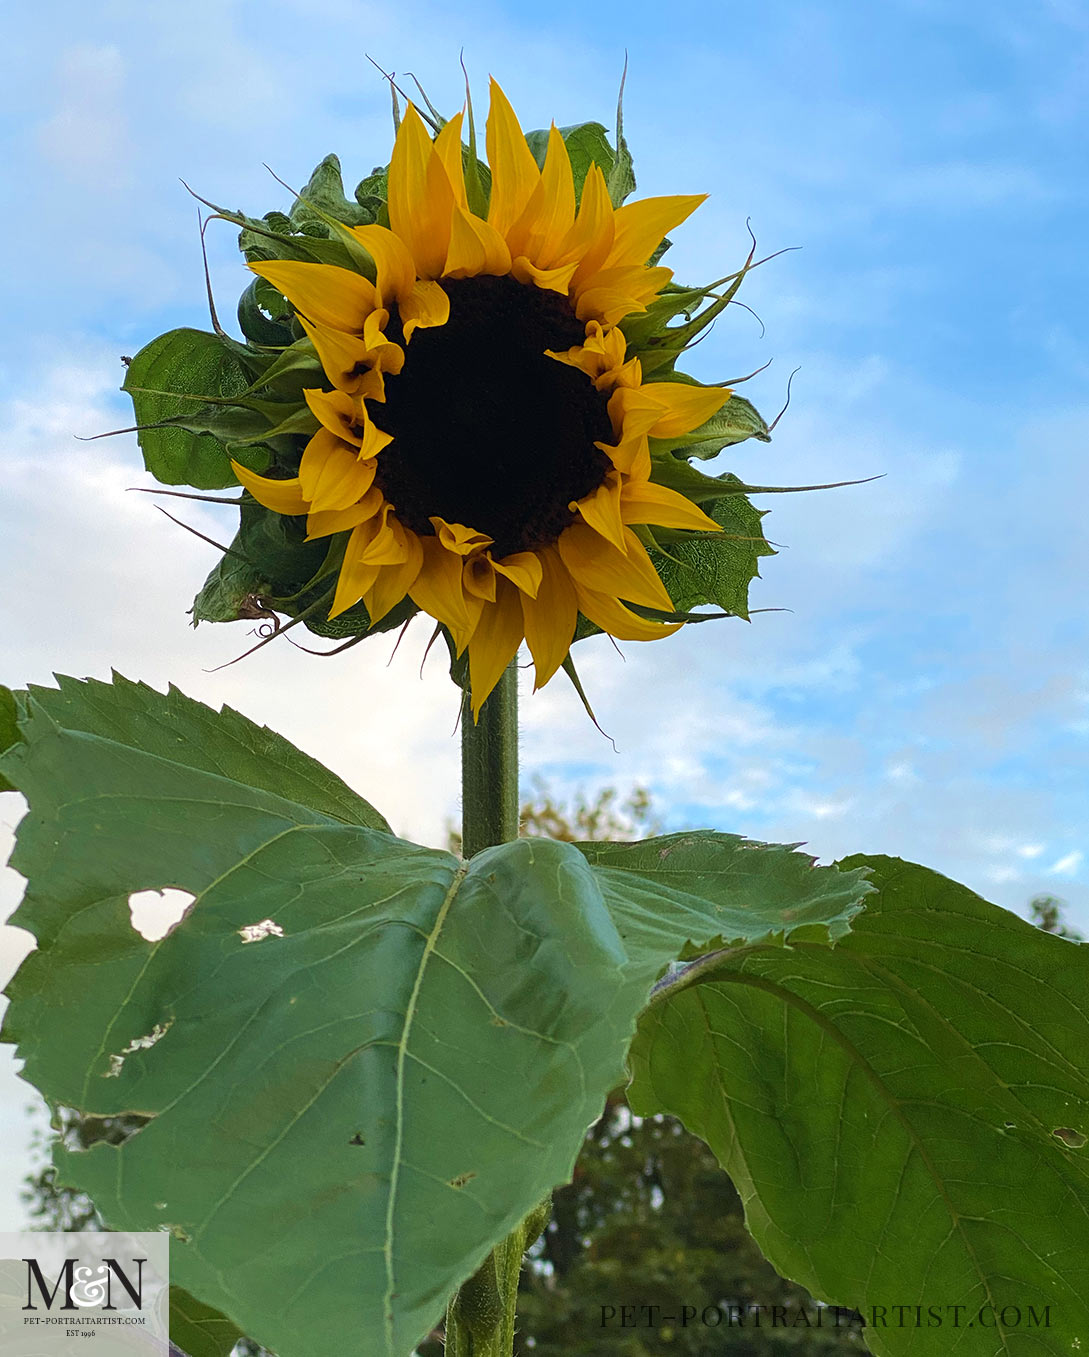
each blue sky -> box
[1,0,1087,1220]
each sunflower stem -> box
[460,661,519,857]
[447,661,528,1355]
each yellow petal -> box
[637,381,731,439]
[250,260,377,334]
[431,518,494,555]
[298,429,378,511]
[468,575,525,719]
[401,279,451,341]
[557,521,674,611]
[388,103,454,278]
[463,552,497,602]
[565,165,616,287]
[574,284,649,328]
[231,460,308,515]
[506,123,575,265]
[433,111,468,209]
[595,434,651,481]
[330,523,383,618]
[573,475,627,552]
[620,480,722,532]
[520,545,578,689]
[444,206,513,279]
[606,387,669,442]
[575,264,672,322]
[573,583,682,642]
[302,387,393,458]
[492,550,543,598]
[510,255,580,295]
[305,486,383,540]
[604,194,706,270]
[485,78,541,238]
[409,534,477,644]
[363,524,424,624]
[348,224,417,304]
[361,309,405,374]
[296,315,383,397]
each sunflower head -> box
[125,76,776,717]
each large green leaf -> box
[123,330,257,489]
[629,855,1089,1355]
[1,678,871,1357]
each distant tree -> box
[1029,894,1082,940]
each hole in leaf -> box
[238,919,285,944]
[448,1172,477,1189]
[128,888,195,941]
[103,1020,174,1078]
[348,1132,366,1147]
[1053,1126,1087,1149]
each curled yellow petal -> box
[509,256,580,295]
[297,315,395,398]
[492,550,543,598]
[401,279,451,341]
[431,518,494,555]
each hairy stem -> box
[447,662,533,1354]
[460,661,519,857]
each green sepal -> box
[648,484,775,619]
[354,166,390,227]
[288,154,375,233]
[654,393,770,459]
[236,278,294,346]
[123,330,262,489]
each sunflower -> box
[231,80,730,716]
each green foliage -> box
[648,484,775,620]
[1,677,869,1357]
[168,1288,246,1357]
[0,685,19,793]
[515,1102,867,1356]
[123,331,263,489]
[629,855,1089,1355]
[657,394,771,458]
[525,122,616,205]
